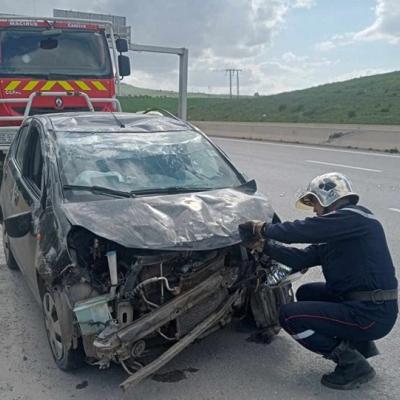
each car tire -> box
[2,225,19,270]
[42,287,85,370]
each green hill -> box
[120,83,231,98]
[119,71,400,124]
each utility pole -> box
[225,69,233,97]
[236,69,240,97]
[224,69,242,98]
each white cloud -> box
[292,0,316,9]
[316,0,400,51]
[315,33,355,51]
[355,0,400,44]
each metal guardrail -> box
[0,91,122,122]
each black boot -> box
[321,341,376,390]
[351,341,379,359]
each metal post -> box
[109,26,121,96]
[178,48,188,120]
[236,70,239,97]
[129,44,188,120]
[228,70,231,98]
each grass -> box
[119,71,400,125]
[120,83,234,98]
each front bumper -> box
[91,271,238,390]
[120,291,239,390]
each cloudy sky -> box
[2,0,400,95]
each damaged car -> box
[0,112,294,390]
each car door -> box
[8,120,45,297]
[0,122,30,222]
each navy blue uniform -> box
[264,204,398,355]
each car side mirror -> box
[4,211,32,238]
[118,55,131,77]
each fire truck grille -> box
[13,107,103,115]
[0,131,16,144]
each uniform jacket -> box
[264,204,398,322]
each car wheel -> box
[2,224,19,270]
[42,288,85,370]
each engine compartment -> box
[50,227,293,388]
[59,229,241,362]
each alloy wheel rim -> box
[43,292,64,360]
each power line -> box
[224,69,242,98]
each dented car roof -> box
[41,112,190,133]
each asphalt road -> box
[0,138,399,400]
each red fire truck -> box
[0,15,131,170]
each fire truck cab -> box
[0,16,131,173]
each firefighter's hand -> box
[239,221,267,248]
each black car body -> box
[0,112,292,389]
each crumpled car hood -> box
[62,186,274,251]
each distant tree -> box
[254,92,260,97]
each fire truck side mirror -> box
[118,55,131,77]
[116,38,129,53]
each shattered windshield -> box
[56,130,243,197]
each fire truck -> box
[0,15,131,171]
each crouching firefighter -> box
[239,172,398,390]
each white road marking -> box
[213,137,400,159]
[306,160,382,172]
[389,208,400,213]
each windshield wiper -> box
[131,186,216,196]
[63,184,136,198]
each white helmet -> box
[296,172,359,209]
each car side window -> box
[22,126,43,192]
[15,125,30,169]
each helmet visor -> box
[295,191,321,210]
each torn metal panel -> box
[62,187,273,251]
[119,291,240,391]
[94,271,226,353]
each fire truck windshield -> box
[0,29,113,78]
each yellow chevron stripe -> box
[23,81,40,91]
[91,80,107,91]
[57,81,74,91]
[40,81,56,91]
[75,80,91,91]
[5,81,21,91]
